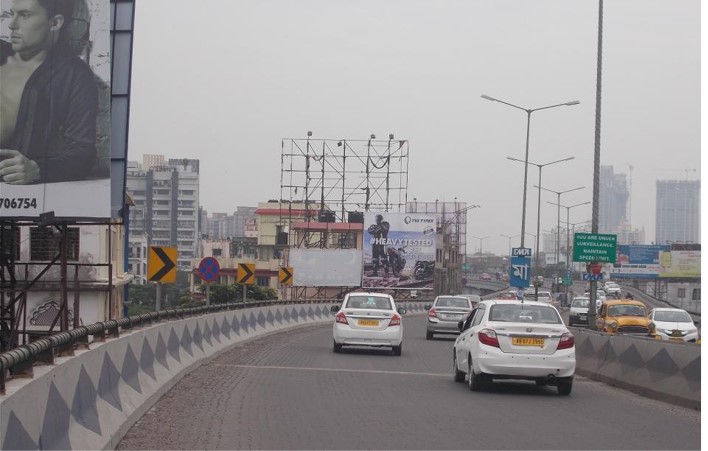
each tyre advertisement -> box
[362,212,436,290]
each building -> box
[126,158,200,272]
[142,154,165,170]
[203,207,258,240]
[599,165,629,233]
[655,180,700,244]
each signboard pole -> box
[155,283,162,311]
[206,284,210,306]
[243,285,247,303]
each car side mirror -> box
[424,305,431,310]
[330,305,340,313]
[458,320,465,332]
[398,307,407,315]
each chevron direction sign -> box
[237,263,256,285]
[279,266,293,285]
[147,246,177,283]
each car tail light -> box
[428,308,438,318]
[388,314,401,327]
[478,329,500,348]
[558,332,575,350]
[335,311,348,325]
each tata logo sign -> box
[512,247,532,257]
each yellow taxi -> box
[595,299,656,336]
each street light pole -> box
[507,156,575,277]
[500,234,519,256]
[481,94,580,251]
[471,235,489,254]
[549,201,591,305]
[535,185,584,286]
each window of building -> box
[30,227,79,261]
[678,288,686,298]
[257,276,270,287]
[692,289,700,301]
[212,248,222,257]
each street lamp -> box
[471,235,489,254]
[481,94,580,250]
[500,234,519,256]
[507,155,575,274]
[549,201,591,305]
[535,184,585,290]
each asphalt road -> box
[118,315,700,450]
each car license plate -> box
[358,319,379,327]
[671,330,683,337]
[512,337,544,347]
[443,314,461,320]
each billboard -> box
[290,249,362,286]
[363,212,436,289]
[0,0,111,219]
[611,245,701,279]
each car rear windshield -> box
[435,297,470,308]
[345,295,392,310]
[608,305,646,317]
[572,298,590,308]
[654,311,692,323]
[489,305,561,324]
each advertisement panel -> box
[363,212,436,289]
[0,0,111,219]
[658,250,700,278]
[611,245,700,279]
[290,249,362,286]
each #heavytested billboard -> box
[363,212,436,289]
[0,0,111,219]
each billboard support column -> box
[60,224,69,332]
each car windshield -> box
[489,305,562,324]
[572,298,590,308]
[435,297,470,308]
[346,295,392,310]
[608,304,646,317]
[654,311,692,323]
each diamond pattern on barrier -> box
[167,329,181,363]
[98,353,122,410]
[211,319,222,343]
[240,314,250,333]
[220,317,231,339]
[283,307,291,322]
[180,327,194,357]
[618,343,644,373]
[231,315,241,335]
[275,308,284,323]
[2,412,37,450]
[291,308,299,322]
[646,348,681,381]
[257,311,267,328]
[202,320,213,347]
[155,332,169,369]
[193,323,205,353]
[266,310,275,325]
[248,312,257,330]
[121,344,142,393]
[140,337,157,380]
[71,365,101,435]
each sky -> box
[127,0,701,256]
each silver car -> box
[568,297,590,326]
[426,295,474,339]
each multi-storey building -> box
[126,158,200,272]
[655,180,700,244]
[599,165,629,233]
[203,207,258,240]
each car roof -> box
[481,299,551,307]
[652,307,689,312]
[603,299,646,306]
[346,292,391,298]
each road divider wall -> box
[572,328,700,409]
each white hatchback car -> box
[331,292,406,355]
[452,300,575,395]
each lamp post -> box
[500,234,519,256]
[471,235,489,254]
[549,201,591,305]
[481,94,580,250]
[535,185,584,283]
[507,156,575,275]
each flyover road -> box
[118,316,700,450]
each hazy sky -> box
[128,0,701,256]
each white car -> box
[331,292,406,355]
[648,308,700,342]
[452,299,576,395]
[568,297,590,326]
[604,283,621,297]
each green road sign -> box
[562,277,572,285]
[573,232,617,263]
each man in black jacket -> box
[0,0,97,184]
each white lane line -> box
[214,364,448,378]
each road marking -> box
[214,364,448,378]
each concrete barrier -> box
[572,328,700,409]
[0,303,334,450]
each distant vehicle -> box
[480,273,492,281]
[524,290,554,304]
[331,292,407,355]
[426,295,475,339]
[568,297,590,326]
[452,300,575,395]
[595,299,655,336]
[604,283,621,297]
[497,292,518,300]
[648,308,700,342]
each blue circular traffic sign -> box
[199,257,221,283]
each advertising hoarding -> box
[611,245,700,279]
[0,0,111,219]
[290,249,362,286]
[362,212,436,289]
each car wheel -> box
[333,340,342,353]
[468,358,487,392]
[557,378,573,396]
[392,343,402,356]
[453,353,465,383]
[426,330,433,340]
